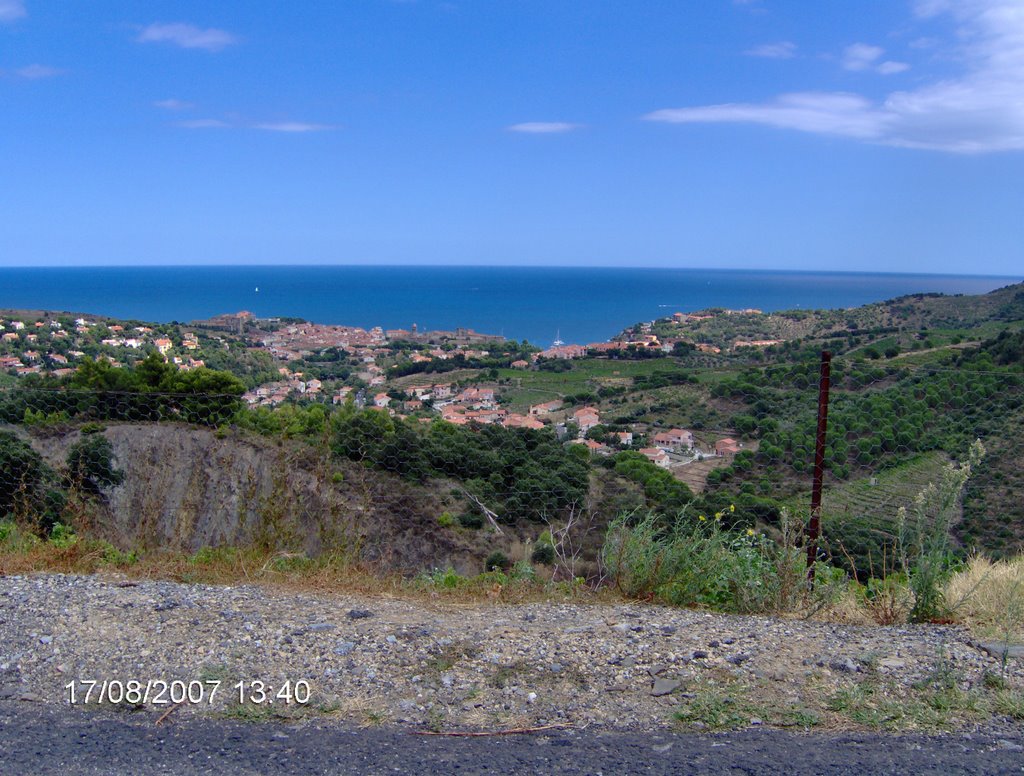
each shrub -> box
[458,512,484,529]
[530,542,556,565]
[602,508,809,613]
[437,511,457,528]
[424,567,464,589]
[898,441,984,622]
[484,550,510,572]
[99,541,139,567]
[48,523,77,550]
[66,435,124,492]
[602,511,732,608]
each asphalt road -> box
[1,701,1022,775]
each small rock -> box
[978,642,1024,660]
[549,663,563,673]
[726,653,751,666]
[749,717,763,725]
[651,678,682,697]
[659,626,678,636]
[692,650,708,660]
[307,623,335,632]
[829,658,859,674]
[38,636,52,645]
[527,692,537,704]
[996,739,1023,751]
[347,609,374,620]
[648,664,668,677]
[385,635,398,645]
[334,641,356,656]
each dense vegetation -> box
[330,406,589,523]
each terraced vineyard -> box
[781,452,954,575]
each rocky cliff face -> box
[24,423,481,574]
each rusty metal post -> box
[806,351,832,580]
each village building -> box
[502,413,545,430]
[573,406,601,433]
[716,438,742,456]
[639,447,672,468]
[539,344,587,359]
[654,428,694,451]
[529,400,562,417]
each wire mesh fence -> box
[1,342,1022,593]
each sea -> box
[0,266,1019,348]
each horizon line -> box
[0,264,1019,281]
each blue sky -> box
[2,0,1022,274]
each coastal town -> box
[1,306,768,489]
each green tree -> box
[66,434,124,493]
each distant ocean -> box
[0,266,1019,348]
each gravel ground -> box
[2,573,1021,731]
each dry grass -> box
[0,524,605,607]
[945,554,1024,642]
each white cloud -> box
[842,43,885,71]
[877,60,911,75]
[138,23,238,52]
[254,122,335,132]
[0,0,25,23]
[646,93,888,140]
[174,117,336,132]
[13,64,63,79]
[746,41,797,59]
[644,0,1024,153]
[177,119,229,129]
[841,43,909,75]
[154,98,195,111]
[507,122,580,134]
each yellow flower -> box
[746,528,755,536]
[730,504,736,513]
[714,511,723,520]
[698,515,707,522]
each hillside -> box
[4,422,498,575]
[632,281,1024,356]
[2,281,1023,582]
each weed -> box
[361,708,391,727]
[48,523,77,550]
[491,661,530,689]
[992,690,1024,720]
[674,684,752,731]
